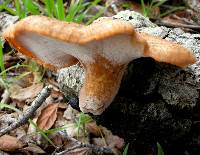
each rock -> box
[58,10,200,108]
[57,10,200,154]
[0,12,19,37]
[58,64,84,99]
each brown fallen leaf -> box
[22,143,45,154]
[92,137,105,147]
[14,127,27,140]
[10,83,43,102]
[63,148,92,155]
[92,126,124,154]
[186,0,200,13]
[51,89,64,101]
[86,122,101,136]
[51,133,64,147]
[101,126,124,149]
[159,10,200,32]
[36,103,59,130]
[0,135,23,151]
[54,111,68,127]
[63,105,79,121]
[4,54,20,69]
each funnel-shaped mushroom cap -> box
[3,16,137,69]
[3,16,196,115]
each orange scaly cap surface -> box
[139,32,196,67]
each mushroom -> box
[3,16,196,115]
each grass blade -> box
[86,7,104,25]
[15,0,24,18]
[152,0,167,9]
[0,102,21,113]
[55,0,65,20]
[84,0,101,13]
[0,3,17,16]
[140,0,147,17]
[28,119,57,148]
[27,0,40,15]
[0,39,6,79]
[157,142,164,155]
[44,0,54,17]
[23,0,40,16]
[0,0,12,12]
[123,143,129,155]
[20,0,39,17]
[66,0,83,22]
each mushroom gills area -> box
[17,32,95,68]
[17,32,145,68]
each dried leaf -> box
[101,127,124,149]
[10,83,43,102]
[4,54,19,68]
[86,122,101,136]
[186,0,200,13]
[65,123,78,137]
[37,103,59,130]
[54,111,68,127]
[63,105,79,121]
[51,89,63,100]
[23,143,45,154]
[0,135,23,151]
[51,134,64,147]
[92,127,124,154]
[160,10,200,32]
[63,148,92,155]
[0,113,18,129]
[15,127,27,139]
[58,103,68,109]
[92,137,105,147]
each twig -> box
[53,131,114,155]
[0,85,53,137]
[172,15,198,25]
[155,20,200,31]
[54,143,113,155]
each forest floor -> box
[0,0,200,155]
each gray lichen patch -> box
[113,10,156,28]
[0,12,18,37]
[57,64,84,99]
[158,79,198,108]
[138,26,171,38]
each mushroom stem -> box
[79,56,126,115]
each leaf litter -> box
[0,70,124,154]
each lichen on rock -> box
[57,10,200,154]
[58,10,200,108]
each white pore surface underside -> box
[18,32,144,67]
